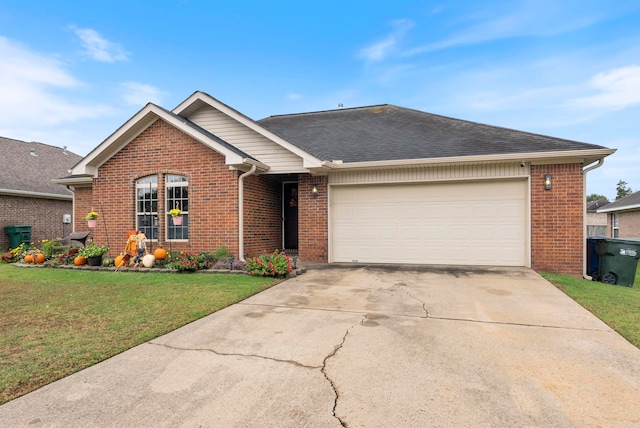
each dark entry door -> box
[283,182,298,249]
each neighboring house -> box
[586,199,609,237]
[597,191,640,238]
[54,91,615,276]
[1,137,82,250]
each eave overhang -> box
[307,148,616,174]
[0,188,73,200]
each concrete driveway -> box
[2,265,640,427]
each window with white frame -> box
[166,174,188,240]
[612,213,619,238]
[136,176,158,240]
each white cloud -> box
[359,19,414,62]
[566,66,640,110]
[121,82,167,106]
[0,36,114,125]
[404,2,603,57]
[0,36,117,155]
[286,93,302,101]
[72,27,128,63]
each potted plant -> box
[169,208,182,225]
[79,242,109,266]
[85,211,99,228]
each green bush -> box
[246,250,292,277]
[166,252,211,272]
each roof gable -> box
[258,104,614,165]
[173,91,323,170]
[0,137,81,198]
[70,103,268,177]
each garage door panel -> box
[331,180,526,266]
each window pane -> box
[136,175,158,240]
[166,175,189,241]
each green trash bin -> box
[4,225,32,249]
[595,238,640,287]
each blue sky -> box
[1,1,639,200]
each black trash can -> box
[4,225,32,249]
[595,238,640,287]
[586,236,606,280]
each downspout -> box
[66,185,76,233]
[238,165,257,262]
[583,159,605,280]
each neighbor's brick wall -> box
[1,195,73,250]
[243,174,282,258]
[530,163,584,276]
[615,210,640,238]
[298,174,328,262]
[74,119,240,257]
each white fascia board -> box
[321,149,616,171]
[72,103,259,176]
[173,92,324,168]
[0,188,73,200]
[597,204,640,213]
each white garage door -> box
[331,180,527,266]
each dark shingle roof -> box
[587,199,610,211]
[0,137,83,196]
[599,191,640,212]
[258,104,607,162]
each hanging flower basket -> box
[170,207,182,225]
[85,210,99,228]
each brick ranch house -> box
[1,137,82,249]
[597,191,640,238]
[54,91,615,276]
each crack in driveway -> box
[147,342,321,369]
[321,315,366,428]
[149,315,367,427]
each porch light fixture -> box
[544,174,552,190]
[311,183,319,198]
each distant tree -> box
[616,180,633,200]
[586,194,609,202]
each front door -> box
[283,182,298,249]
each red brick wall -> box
[243,174,282,258]
[530,163,584,276]
[298,175,328,262]
[1,195,73,250]
[74,119,240,257]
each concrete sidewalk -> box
[1,265,640,427]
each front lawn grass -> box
[541,261,640,349]
[0,264,279,404]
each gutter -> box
[0,188,73,200]
[583,159,605,280]
[318,148,616,171]
[238,164,257,262]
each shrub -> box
[246,250,292,277]
[166,252,211,272]
[41,240,62,258]
[212,257,246,271]
[212,246,233,261]
[1,251,16,263]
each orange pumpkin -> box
[35,253,45,264]
[114,255,125,268]
[74,256,87,266]
[154,248,167,260]
[23,254,34,264]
